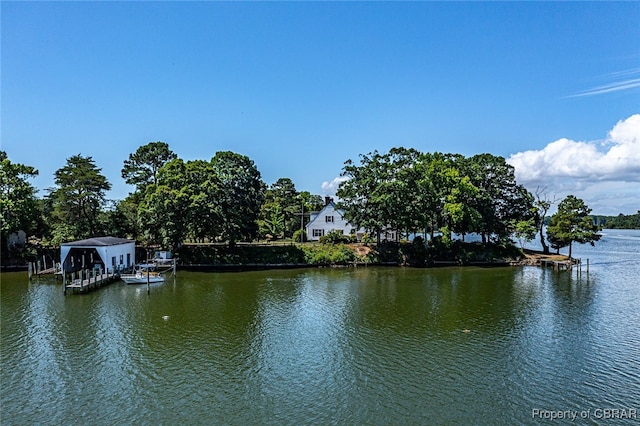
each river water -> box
[2,230,639,425]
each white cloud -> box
[507,114,640,215]
[508,114,640,184]
[321,176,349,196]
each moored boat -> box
[120,264,165,284]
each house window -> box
[325,216,334,223]
[313,229,324,237]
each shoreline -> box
[2,248,570,274]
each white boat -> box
[120,264,165,284]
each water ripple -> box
[3,237,640,425]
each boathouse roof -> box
[61,236,134,247]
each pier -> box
[539,257,589,278]
[63,267,122,294]
[540,259,572,270]
[27,255,60,279]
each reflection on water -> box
[2,230,639,425]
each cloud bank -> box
[508,114,640,184]
[507,114,640,215]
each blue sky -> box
[2,2,639,215]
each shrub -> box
[319,230,352,245]
[361,233,374,244]
[293,229,307,243]
[301,244,355,264]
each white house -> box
[306,198,357,241]
[61,236,136,274]
[305,197,403,242]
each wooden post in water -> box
[147,267,150,295]
[579,258,582,277]
[63,268,67,295]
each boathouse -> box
[61,236,135,274]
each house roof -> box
[306,202,348,227]
[310,201,343,215]
[61,236,135,247]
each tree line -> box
[335,147,601,256]
[1,143,604,261]
[592,212,640,229]
[1,143,325,254]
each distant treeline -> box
[592,212,640,229]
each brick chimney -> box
[325,196,334,206]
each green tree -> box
[382,147,422,239]
[339,148,534,247]
[465,154,535,243]
[414,152,460,239]
[299,191,324,213]
[121,141,177,192]
[259,203,285,240]
[546,195,601,258]
[49,154,111,242]
[0,151,40,255]
[211,151,265,246]
[138,158,191,250]
[441,168,481,241]
[511,218,537,249]
[260,178,299,239]
[185,159,221,243]
[119,142,178,241]
[337,150,393,242]
[102,199,138,239]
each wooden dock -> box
[540,257,585,272]
[64,269,121,294]
[540,259,571,270]
[28,258,61,279]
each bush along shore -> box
[3,241,568,273]
[173,240,560,271]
